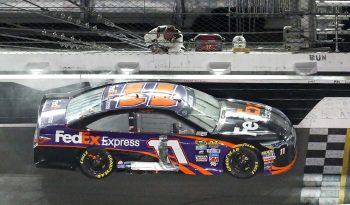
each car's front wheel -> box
[79,147,114,179]
[225,146,260,179]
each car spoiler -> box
[37,82,92,118]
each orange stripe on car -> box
[178,165,196,175]
[179,135,238,149]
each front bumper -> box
[271,151,297,175]
[261,128,297,175]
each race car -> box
[34,81,297,179]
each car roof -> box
[66,81,188,123]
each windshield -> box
[66,87,104,123]
[184,88,221,132]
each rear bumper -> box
[34,146,82,169]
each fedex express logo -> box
[55,131,140,147]
[227,103,264,136]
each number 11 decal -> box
[148,139,188,164]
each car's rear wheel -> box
[225,146,260,179]
[79,147,114,179]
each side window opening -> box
[86,113,130,133]
[135,111,196,135]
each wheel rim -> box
[86,152,109,174]
[231,153,255,174]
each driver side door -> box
[133,110,198,165]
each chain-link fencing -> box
[0,0,349,51]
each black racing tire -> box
[225,146,260,179]
[79,147,114,179]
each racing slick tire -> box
[79,147,114,179]
[225,146,260,179]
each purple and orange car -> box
[34,81,296,179]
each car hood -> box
[215,100,293,140]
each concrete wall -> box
[0,51,348,74]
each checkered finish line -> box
[305,129,346,175]
[301,128,348,205]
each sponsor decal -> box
[51,100,61,109]
[105,86,118,110]
[207,140,220,147]
[55,130,101,145]
[117,161,126,169]
[261,150,275,158]
[196,145,207,151]
[196,131,208,136]
[210,157,219,166]
[225,103,271,136]
[107,85,118,97]
[101,137,140,148]
[105,99,111,110]
[195,155,208,162]
[264,162,273,171]
[207,148,220,154]
[55,130,140,147]
[237,143,256,149]
[237,102,261,116]
[209,153,219,157]
[210,162,218,166]
[262,150,276,171]
[233,121,259,136]
[262,105,272,119]
[197,150,206,155]
[195,140,207,146]
[209,156,219,162]
[209,152,219,166]
[261,150,276,161]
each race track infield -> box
[0,127,344,205]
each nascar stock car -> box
[34,81,297,179]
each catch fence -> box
[0,0,349,51]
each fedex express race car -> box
[34,81,297,179]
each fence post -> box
[335,6,339,52]
[287,0,305,51]
[174,0,185,28]
[300,0,316,48]
[80,0,93,23]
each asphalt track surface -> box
[0,127,324,205]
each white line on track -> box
[0,124,36,127]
